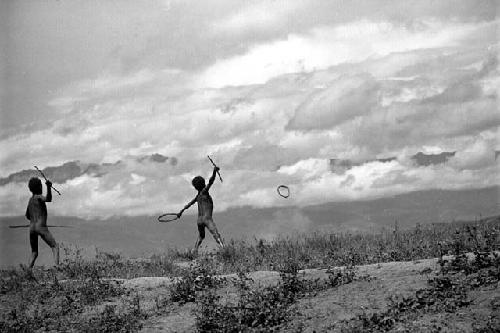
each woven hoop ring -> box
[277,185,290,198]
[158,213,179,223]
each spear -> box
[9,225,72,229]
[207,155,223,182]
[34,166,61,195]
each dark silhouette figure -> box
[177,166,225,253]
[25,177,59,269]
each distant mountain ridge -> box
[411,151,456,166]
[0,154,176,186]
[329,151,459,173]
[1,186,498,267]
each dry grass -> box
[1,216,498,332]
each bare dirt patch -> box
[138,258,442,332]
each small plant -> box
[195,272,298,332]
[170,259,224,304]
[194,258,362,332]
[339,243,500,332]
[168,247,199,262]
[0,267,37,295]
[440,250,500,276]
[0,265,126,332]
[75,299,146,333]
[327,265,357,287]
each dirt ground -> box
[131,257,499,332]
[134,258,450,332]
[7,256,495,332]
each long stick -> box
[34,166,61,195]
[207,155,223,182]
[9,225,72,229]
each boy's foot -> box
[189,249,199,259]
[19,264,38,282]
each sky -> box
[0,0,499,219]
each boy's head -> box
[192,176,205,191]
[28,177,43,194]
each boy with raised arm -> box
[25,177,59,270]
[177,166,225,253]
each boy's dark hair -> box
[192,176,205,191]
[28,177,42,194]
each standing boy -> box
[177,166,225,253]
[25,177,59,270]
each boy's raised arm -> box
[202,166,219,194]
[45,181,52,203]
[177,196,197,217]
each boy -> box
[177,166,225,253]
[25,177,59,270]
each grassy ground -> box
[1,216,499,332]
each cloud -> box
[278,158,329,180]
[1,11,498,218]
[449,138,498,171]
[211,0,305,34]
[48,69,159,110]
[199,19,485,88]
[287,73,379,130]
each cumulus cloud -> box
[199,19,486,88]
[449,138,498,171]
[211,0,305,34]
[1,10,498,218]
[287,73,380,130]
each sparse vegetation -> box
[339,235,500,332]
[194,259,359,332]
[0,268,136,332]
[58,244,182,279]
[170,257,225,304]
[1,217,498,332]
[212,217,500,273]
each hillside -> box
[1,216,499,332]
[138,256,499,332]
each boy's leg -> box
[205,219,224,248]
[40,228,59,266]
[29,230,39,269]
[194,224,205,253]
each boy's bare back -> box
[26,195,49,229]
[196,191,213,219]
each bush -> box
[340,248,500,332]
[195,274,296,332]
[195,258,361,332]
[0,266,126,332]
[170,259,224,304]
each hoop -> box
[277,185,290,198]
[158,213,179,223]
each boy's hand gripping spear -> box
[207,155,223,182]
[34,166,61,195]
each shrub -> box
[170,259,224,304]
[195,258,361,332]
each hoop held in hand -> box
[157,213,179,223]
[277,185,290,198]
